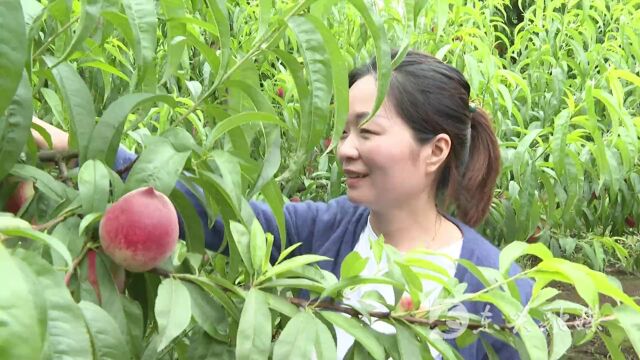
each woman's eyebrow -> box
[348,112,370,124]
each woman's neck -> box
[368,197,461,252]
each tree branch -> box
[38,150,78,162]
[287,297,619,332]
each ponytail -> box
[447,108,500,227]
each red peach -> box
[4,180,34,214]
[99,187,179,272]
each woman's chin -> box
[346,191,370,206]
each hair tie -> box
[469,103,476,113]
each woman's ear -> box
[423,133,451,173]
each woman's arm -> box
[31,117,69,151]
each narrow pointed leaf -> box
[78,301,131,360]
[155,278,192,351]
[0,0,27,116]
[0,72,32,181]
[44,56,97,164]
[273,312,316,359]
[236,288,271,360]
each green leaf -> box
[11,164,70,203]
[612,305,640,354]
[206,111,287,148]
[0,243,43,360]
[303,15,349,152]
[0,0,27,116]
[257,254,330,283]
[535,259,598,309]
[476,290,548,359]
[259,278,325,294]
[14,250,93,359]
[78,160,110,213]
[78,301,131,360]
[273,312,317,359]
[92,252,138,355]
[287,16,333,156]
[229,220,253,274]
[182,276,240,321]
[43,56,97,164]
[260,179,287,257]
[340,251,369,279]
[159,0,187,80]
[0,213,32,231]
[202,0,230,87]
[155,278,192,351]
[0,227,72,267]
[236,288,272,360]
[499,241,553,277]
[169,187,205,254]
[250,220,267,275]
[347,0,391,125]
[56,0,102,64]
[49,217,83,267]
[78,61,130,81]
[87,93,175,166]
[314,316,337,360]
[321,311,385,360]
[225,80,276,114]
[121,296,144,358]
[78,212,102,237]
[183,282,228,340]
[256,0,272,39]
[0,72,32,181]
[262,291,299,318]
[122,0,158,91]
[411,324,463,360]
[249,129,281,198]
[396,322,421,360]
[124,137,190,195]
[547,313,571,360]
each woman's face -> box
[338,75,434,210]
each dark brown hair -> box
[348,50,500,226]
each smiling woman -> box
[32,49,532,359]
[114,50,530,359]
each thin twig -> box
[64,244,91,286]
[32,213,72,231]
[151,267,172,278]
[56,158,74,187]
[33,17,80,59]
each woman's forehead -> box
[348,75,399,126]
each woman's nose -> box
[337,134,359,161]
